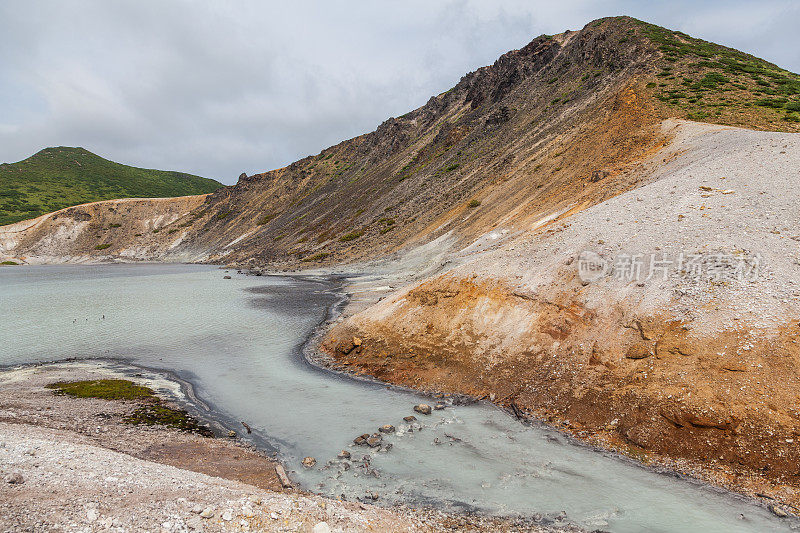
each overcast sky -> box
[1,1,798,184]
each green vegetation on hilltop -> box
[635,19,800,130]
[0,147,223,226]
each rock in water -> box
[403,415,417,422]
[378,424,395,433]
[337,450,351,459]
[302,456,317,468]
[353,433,370,445]
[434,403,446,410]
[366,434,383,448]
[414,404,432,415]
[223,275,231,279]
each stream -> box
[1,263,796,532]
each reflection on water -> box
[1,264,796,533]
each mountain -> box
[4,16,797,264]
[0,146,222,225]
[3,16,800,504]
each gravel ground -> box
[0,363,578,533]
[466,118,800,333]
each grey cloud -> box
[1,0,798,184]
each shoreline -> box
[3,263,797,527]
[0,361,572,532]
[291,271,800,522]
[237,266,800,522]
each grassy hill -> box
[0,147,223,225]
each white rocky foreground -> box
[0,421,425,532]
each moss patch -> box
[46,379,212,436]
[124,404,213,436]
[46,379,155,400]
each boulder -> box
[275,464,292,488]
[366,434,383,448]
[353,433,370,445]
[378,424,395,433]
[337,450,351,459]
[302,456,317,468]
[5,472,23,484]
[625,344,652,360]
[414,404,432,415]
[434,403,446,410]
[403,415,417,423]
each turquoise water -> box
[0,263,796,532]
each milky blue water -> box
[1,264,795,532]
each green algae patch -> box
[124,404,213,436]
[46,379,155,400]
[46,378,213,436]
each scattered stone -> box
[227,430,236,438]
[337,450,351,459]
[5,472,24,484]
[191,504,204,514]
[434,403,445,410]
[353,433,370,445]
[302,456,317,468]
[200,507,214,519]
[403,415,417,423]
[312,522,332,533]
[769,504,790,518]
[366,434,383,448]
[275,464,292,488]
[221,509,233,521]
[223,275,231,279]
[378,424,395,433]
[352,337,362,347]
[186,516,203,530]
[626,344,652,360]
[414,404,432,415]
[87,508,99,522]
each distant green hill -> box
[0,147,223,225]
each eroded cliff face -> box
[0,196,209,264]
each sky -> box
[1,1,798,184]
